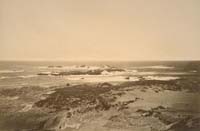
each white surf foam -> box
[0,70,24,73]
[0,75,38,80]
[144,76,179,81]
[38,65,102,70]
[0,76,9,80]
[18,75,38,78]
[66,75,139,82]
[132,65,174,69]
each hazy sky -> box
[0,0,200,61]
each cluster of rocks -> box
[0,86,44,98]
[37,66,125,76]
[119,77,200,93]
[34,83,115,113]
[34,82,141,118]
[136,106,200,131]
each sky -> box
[0,0,200,61]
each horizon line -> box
[0,59,200,62]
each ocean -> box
[0,61,199,89]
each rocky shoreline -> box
[0,76,199,131]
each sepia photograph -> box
[0,0,200,131]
